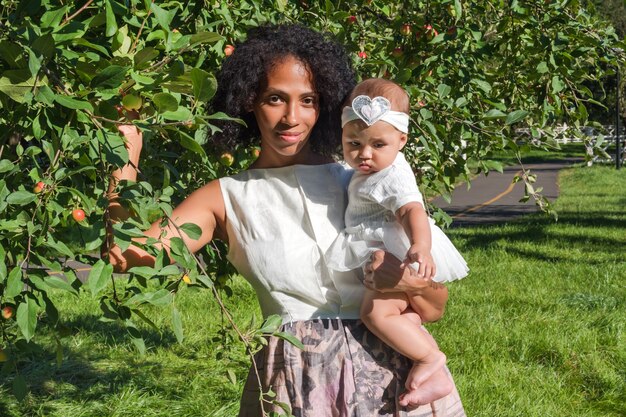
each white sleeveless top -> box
[219,163,365,322]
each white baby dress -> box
[326,153,469,283]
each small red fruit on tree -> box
[346,15,357,25]
[219,152,235,167]
[252,148,261,158]
[358,51,368,59]
[224,45,235,56]
[34,181,45,193]
[424,24,439,41]
[72,209,86,222]
[400,24,412,36]
[1,306,14,320]
[446,26,458,37]
[392,47,404,58]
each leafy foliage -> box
[0,0,623,409]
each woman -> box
[107,24,465,417]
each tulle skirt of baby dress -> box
[326,218,469,282]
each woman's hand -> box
[363,250,434,295]
[363,250,448,322]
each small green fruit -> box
[122,94,142,111]
[219,152,235,167]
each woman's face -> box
[253,56,320,167]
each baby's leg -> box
[360,290,446,392]
[398,307,453,407]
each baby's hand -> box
[403,245,436,280]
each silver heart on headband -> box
[352,95,391,126]
[341,95,410,133]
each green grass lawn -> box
[1,164,624,417]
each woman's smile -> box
[252,55,320,168]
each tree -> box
[0,0,623,406]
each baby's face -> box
[342,120,407,174]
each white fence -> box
[515,124,626,166]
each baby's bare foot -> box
[405,351,446,391]
[399,367,454,407]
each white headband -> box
[341,95,410,133]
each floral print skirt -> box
[238,319,466,417]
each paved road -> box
[431,158,582,227]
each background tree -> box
[0,0,623,401]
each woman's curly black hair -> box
[210,24,356,156]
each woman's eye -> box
[348,141,360,147]
[302,96,317,106]
[268,95,282,103]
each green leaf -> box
[16,295,38,341]
[105,0,118,37]
[152,92,178,112]
[179,223,202,240]
[172,306,184,343]
[12,375,28,401]
[87,260,113,296]
[0,74,36,103]
[32,34,56,60]
[205,112,246,125]
[189,32,224,46]
[44,274,79,295]
[551,76,565,93]
[258,315,282,334]
[102,131,129,167]
[28,49,42,77]
[482,109,507,120]
[191,68,217,102]
[471,79,491,93]
[72,38,110,56]
[536,61,549,74]
[275,0,287,12]
[453,0,462,21]
[437,83,451,99]
[0,159,15,173]
[275,331,304,349]
[506,110,530,125]
[5,266,23,298]
[133,47,160,69]
[6,190,36,205]
[226,369,237,385]
[54,95,94,112]
[130,336,146,355]
[151,3,176,32]
[132,309,160,332]
[91,65,129,89]
[128,266,157,278]
[41,6,69,29]
[0,244,7,282]
[0,41,26,68]
[177,131,207,158]
[162,107,192,121]
[44,236,75,258]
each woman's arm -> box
[105,125,226,272]
[363,250,448,322]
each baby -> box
[327,78,469,406]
